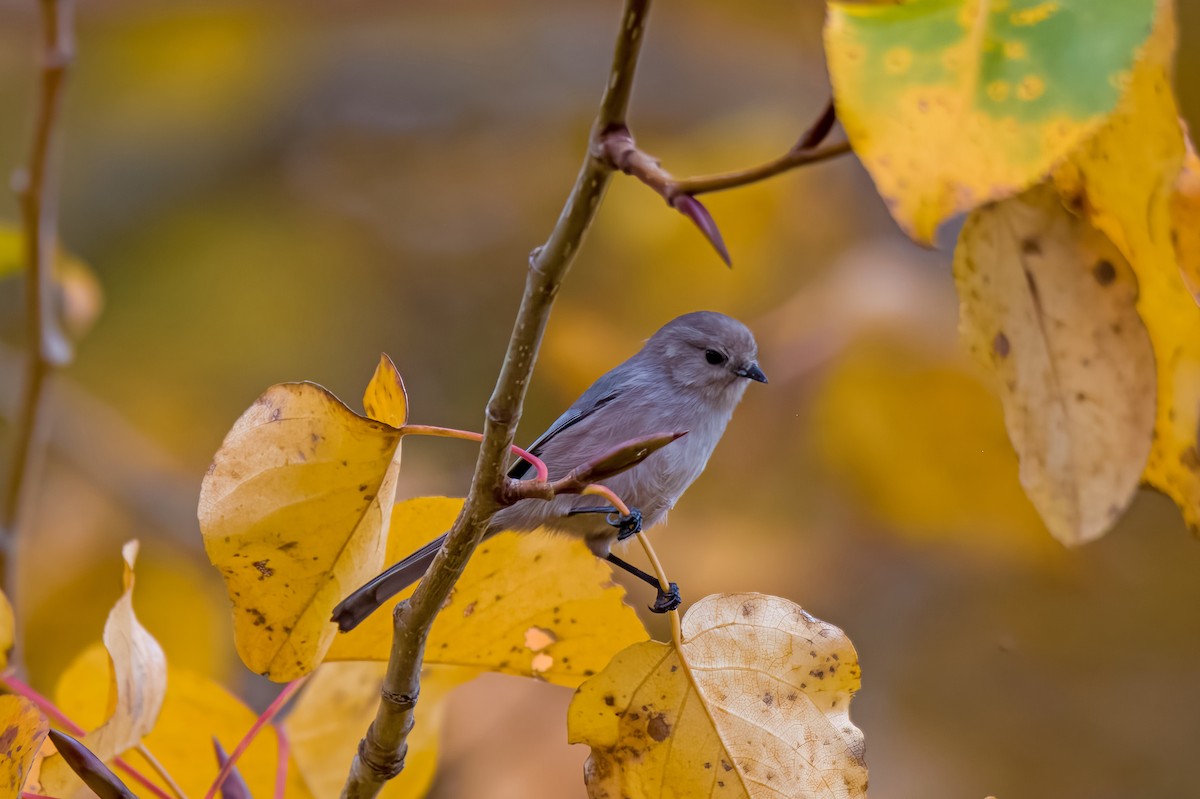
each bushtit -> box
[332,311,766,632]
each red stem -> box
[0,674,173,799]
[204,676,308,799]
[400,424,548,481]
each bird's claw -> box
[650,582,681,614]
[607,508,643,541]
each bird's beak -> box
[736,363,768,383]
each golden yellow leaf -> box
[568,593,867,799]
[327,498,648,688]
[0,695,48,798]
[954,184,1156,544]
[51,643,314,799]
[0,590,12,673]
[286,662,472,799]
[41,541,167,797]
[1049,1,1200,527]
[363,353,409,428]
[824,0,1163,243]
[1172,138,1200,304]
[199,380,403,680]
[811,336,1049,552]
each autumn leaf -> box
[825,0,1163,243]
[1047,1,1200,528]
[41,541,168,797]
[286,661,472,799]
[198,356,408,681]
[52,644,315,799]
[0,695,48,798]
[1171,138,1200,305]
[954,184,1156,545]
[326,497,648,688]
[568,593,867,799]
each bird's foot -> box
[607,507,643,541]
[650,582,681,614]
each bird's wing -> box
[507,381,624,480]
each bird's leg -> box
[567,505,644,540]
[605,552,681,613]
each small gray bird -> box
[332,311,766,631]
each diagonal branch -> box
[339,1,654,796]
[2,0,75,653]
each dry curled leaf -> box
[0,695,48,797]
[568,593,867,799]
[326,497,648,687]
[41,541,167,797]
[955,184,1156,545]
[199,358,408,680]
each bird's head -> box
[642,311,766,405]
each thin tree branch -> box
[338,1,653,796]
[671,140,852,196]
[2,0,75,642]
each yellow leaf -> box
[1048,1,1200,526]
[811,336,1049,552]
[363,353,409,428]
[0,695,48,798]
[199,380,403,680]
[0,590,12,673]
[327,498,648,688]
[286,662,472,799]
[41,541,167,797]
[824,0,1163,243]
[51,643,314,799]
[1171,137,1200,304]
[568,593,867,799]
[954,184,1156,544]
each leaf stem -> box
[399,424,548,482]
[135,743,189,799]
[633,532,682,648]
[203,676,307,799]
[339,1,653,796]
[1,0,76,664]
[0,673,174,799]
[273,724,290,799]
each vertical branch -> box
[2,0,75,629]
[339,1,653,797]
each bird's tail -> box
[331,533,448,632]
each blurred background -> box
[2,1,1199,797]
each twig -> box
[634,532,681,648]
[135,742,189,799]
[338,1,653,796]
[203,676,307,799]
[1,0,75,655]
[595,98,851,265]
[399,424,548,482]
[273,724,291,799]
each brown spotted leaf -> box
[568,593,867,799]
[199,373,405,681]
[955,184,1156,544]
[0,695,48,797]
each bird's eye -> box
[704,349,727,365]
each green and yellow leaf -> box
[326,497,648,688]
[286,662,471,799]
[198,376,405,681]
[0,695,48,798]
[954,184,1156,544]
[568,593,867,799]
[825,0,1162,243]
[1047,2,1200,527]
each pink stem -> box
[0,674,173,799]
[204,676,308,799]
[273,724,290,799]
[400,424,549,482]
